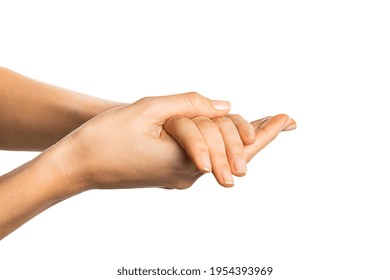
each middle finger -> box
[193,117,235,187]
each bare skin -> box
[0,68,296,240]
[0,67,123,151]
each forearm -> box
[0,138,84,240]
[0,67,124,151]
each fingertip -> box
[272,115,296,131]
[283,118,297,130]
[274,113,291,124]
[243,128,256,145]
[211,100,231,111]
[262,114,291,132]
[233,156,247,177]
[198,151,212,173]
[221,169,235,187]
[221,180,235,188]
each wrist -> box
[0,135,88,239]
[42,133,91,197]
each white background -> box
[0,0,389,279]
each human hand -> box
[58,92,295,193]
[58,92,231,191]
[0,91,295,239]
[164,114,296,187]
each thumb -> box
[135,92,231,121]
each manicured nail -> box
[222,169,234,187]
[272,116,291,131]
[234,157,247,174]
[211,100,231,111]
[282,118,296,130]
[283,123,297,131]
[280,117,292,131]
[199,152,212,172]
[246,128,256,140]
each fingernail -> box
[222,169,234,187]
[211,100,231,111]
[234,157,247,174]
[273,116,291,131]
[246,128,256,140]
[282,118,296,130]
[281,117,292,130]
[283,123,297,131]
[199,152,212,172]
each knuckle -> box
[135,96,154,109]
[183,92,204,115]
[184,91,203,105]
[213,116,232,126]
[133,96,159,116]
[194,117,217,130]
[228,114,242,121]
[137,96,152,103]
